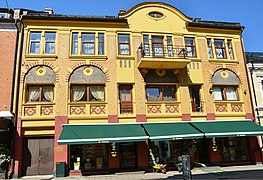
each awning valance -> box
[143,122,204,141]
[58,124,148,145]
[190,120,263,138]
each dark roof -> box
[187,18,244,31]
[22,10,127,23]
[0,8,13,14]
[246,52,263,63]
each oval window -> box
[148,11,164,19]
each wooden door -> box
[119,143,137,169]
[22,137,54,176]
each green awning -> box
[58,124,148,145]
[142,122,204,141]
[190,120,263,138]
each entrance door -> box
[22,137,54,176]
[119,143,137,169]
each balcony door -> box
[152,36,164,57]
[119,85,133,114]
[189,85,201,112]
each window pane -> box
[163,86,176,101]
[72,86,87,101]
[185,37,196,57]
[45,32,56,41]
[226,86,238,100]
[82,33,95,42]
[146,87,160,101]
[72,33,78,54]
[82,43,95,54]
[42,86,54,102]
[45,42,55,54]
[30,42,40,54]
[216,49,226,59]
[143,35,150,56]
[118,34,130,55]
[207,39,213,58]
[212,86,223,100]
[30,32,41,40]
[90,86,105,101]
[118,34,130,43]
[227,40,234,59]
[152,44,163,57]
[28,86,40,102]
[82,33,95,54]
[119,86,132,101]
[98,33,104,55]
[119,44,130,55]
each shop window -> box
[70,144,108,170]
[212,86,238,101]
[218,137,250,162]
[71,85,105,102]
[184,37,196,57]
[27,85,54,102]
[146,85,176,101]
[118,34,130,55]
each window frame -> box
[119,85,133,114]
[118,34,131,55]
[70,84,105,102]
[29,31,42,54]
[26,84,54,103]
[214,39,227,59]
[227,39,234,59]
[212,85,239,101]
[146,85,177,101]
[184,37,197,58]
[151,36,164,57]
[207,38,214,59]
[81,33,95,55]
[98,33,105,55]
[44,32,56,54]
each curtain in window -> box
[90,86,104,101]
[212,87,223,100]
[226,87,237,100]
[43,86,54,102]
[72,86,86,101]
[28,86,40,102]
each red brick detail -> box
[70,106,86,115]
[207,113,215,120]
[147,105,161,114]
[108,115,118,123]
[136,114,147,122]
[90,105,106,115]
[231,104,243,112]
[215,104,227,112]
[182,114,191,121]
[21,63,59,83]
[41,106,53,116]
[13,117,23,178]
[54,116,69,172]
[24,107,36,116]
[246,113,255,121]
[165,105,179,113]
[65,63,110,82]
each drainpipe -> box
[9,17,24,179]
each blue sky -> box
[4,0,263,52]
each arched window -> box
[211,69,240,101]
[25,66,55,102]
[69,66,106,102]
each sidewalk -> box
[19,165,263,180]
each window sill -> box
[116,55,134,60]
[69,55,108,60]
[69,101,107,105]
[24,102,55,105]
[209,59,239,64]
[25,54,58,60]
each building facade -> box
[0,8,17,161]
[13,2,263,177]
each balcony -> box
[69,102,108,117]
[22,103,55,118]
[214,101,245,116]
[137,44,191,69]
[146,101,181,116]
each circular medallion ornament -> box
[36,66,46,76]
[156,69,166,77]
[83,66,93,76]
[221,70,229,78]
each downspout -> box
[9,17,24,179]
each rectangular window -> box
[27,85,54,102]
[119,85,133,114]
[72,32,78,55]
[189,85,202,112]
[184,37,196,57]
[118,34,130,55]
[146,85,176,101]
[214,39,226,59]
[167,36,173,57]
[227,39,234,59]
[71,85,105,102]
[152,36,164,57]
[143,35,150,56]
[207,38,213,58]
[29,32,41,54]
[98,33,104,55]
[212,86,238,101]
[44,32,56,54]
[82,33,95,54]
